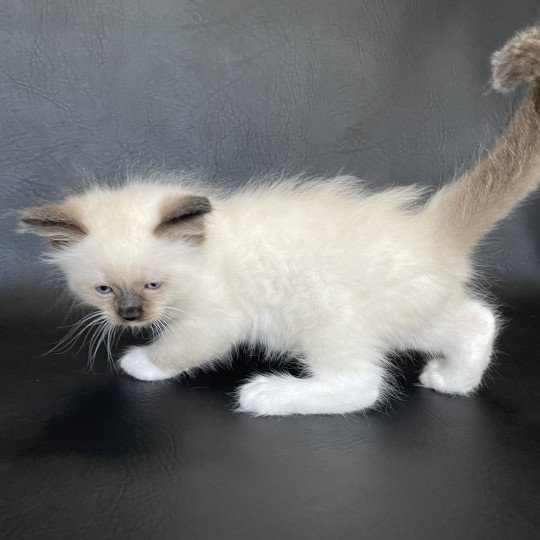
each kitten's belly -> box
[236,244,469,351]
[243,271,456,350]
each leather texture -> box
[1,1,539,538]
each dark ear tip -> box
[17,207,32,220]
[198,198,212,214]
[20,217,41,226]
[167,195,212,219]
[155,194,212,241]
[17,209,39,229]
[19,212,33,224]
[188,196,212,215]
[16,203,87,239]
[18,205,47,223]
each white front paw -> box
[419,358,482,395]
[119,347,173,381]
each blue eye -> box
[144,282,161,290]
[95,285,113,294]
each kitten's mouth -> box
[116,317,149,328]
[114,314,162,331]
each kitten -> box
[19,27,540,415]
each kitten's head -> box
[19,182,212,327]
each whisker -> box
[86,319,110,370]
[159,314,186,335]
[163,306,196,320]
[104,323,117,371]
[45,311,104,356]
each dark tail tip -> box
[491,26,540,93]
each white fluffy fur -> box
[49,176,496,415]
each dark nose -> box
[118,305,142,321]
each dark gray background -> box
[1,0,540,323]
[2,2,540,538]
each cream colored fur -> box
[19,26,540,415]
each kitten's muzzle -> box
[118,305,142,321]
[116,291,145,322]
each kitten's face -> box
[65,243,176,327]
[63,234,198,327]
[19,183,212,328]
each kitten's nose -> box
[119,305,142,321]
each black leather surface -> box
[2,308,540,538]
[1,1,540,538]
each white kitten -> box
[19,27,540,415]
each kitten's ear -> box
[155,195,212,243]
[18,202,87,246]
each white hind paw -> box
[419,358,483,395]
[237,374,299,416]
[237,373,381,416]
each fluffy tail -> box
[426,26,540,249]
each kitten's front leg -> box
[119,318,239,382]
[119,345,177,381]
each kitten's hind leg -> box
[237,369,383,416]
[416,298,497,394]
[237,333,386,416]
